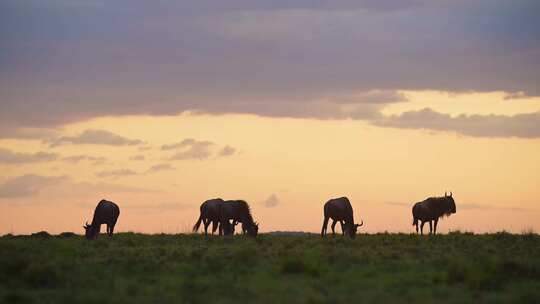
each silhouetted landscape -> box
[1,232,539,303]
[2,0,540,303]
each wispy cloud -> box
[218,145,236,157]
[129,155,146,161]
[138,146,153,152]
[95,169,137,178]
[0,174,157,202]
[163,138,215,160]
[62,155,107,165]
[161,139,239,160]
[372,109,540,138]
[0,148,59,164]
[161,138,213,151]
[146,163,175,174]
[0,174,68,198]
[261,193,280,208]
[46,130,144,147]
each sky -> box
[0,0,539,234]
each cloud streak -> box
[146,163,175,174]
[0,148,59,164]
[0,174,68,198]
[95,169,137,178]
[62,155,107,164]
[162,139,239,160]
[46,130,144,147]
[219,145,236,157]
[0,174,157,200]
[164,139,215,160]
[373,109,540,138]
[129,155,146,161]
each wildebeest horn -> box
[359,220,364,227]
[450,191,452,197]
[445,191,447,197]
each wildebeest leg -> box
[433,219,439,235]
[331,220,337,235]
[321,216,329,237]
[429,221,433,234]
[420,221,425,235]
[203,218,210,235]
[213,221,221,235]
[340,221,345,235]
[415,222,419,234]
[109,224,115,236]
[236,221,246,234]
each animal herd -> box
[83,192,457,239]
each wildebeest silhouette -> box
[83,199,120,239]
[321,197,363,238]
[193,198,224,235]
[412,192,456,234]
[220,200,259,237]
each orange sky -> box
[1,91,539,235]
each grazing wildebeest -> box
[412,192,456,234]
[193,198,224,235]
[220,200,259,237]
[83,199,120,240]
[321,197,363,238]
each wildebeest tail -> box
[193,214,203,232]
[412,204,418,226]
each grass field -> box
[0,232,539,304]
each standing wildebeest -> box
[83,199,120,239]
[321,197,363,238]
[220,200,259,237]
[193,198,224,235]
[412,192,456,234]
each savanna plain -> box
[0,232,539,304]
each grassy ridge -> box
[0,232,539,303]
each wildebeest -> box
[220,200,259,237]
[321,197,363,238]
[193,198,224,235]
[412,192,456,234]
[83,199,120,239]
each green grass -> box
[1,232,539,304]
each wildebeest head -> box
[345,220,364,238]
[444,191,457,215]
[83,222,97,240]
[246,222,259,237]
